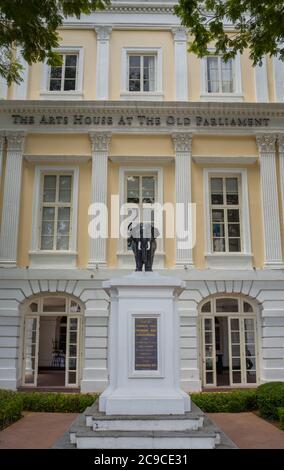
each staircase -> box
[66,400,229,449]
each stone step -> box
[74,429,218,449]
[85,400,204,431]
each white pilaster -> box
[257,134,283,268]
[273,54,284,102]
[0,132,26,266]
[278,134,284,225]
[0,76,8,99]
[172,133,193,268]
[171,27,188,101]
[88,132,111,268]
[254,57,269,102]
[14,48,29,99]
[0,133,5,187]
[95,26,112,100]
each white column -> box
[171,27,188,101]
[257,134,283,268]
[88,132,111,268]
[14,48,29,99]
[0,132,26,266]
[254,57,269,102]
[278,134,284,224]
[172,133,193,268]
[273,54,284,102]
[95,26,112,100]
[0,133,5,186]
[0,76,8,99]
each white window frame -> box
[121,47,163,100]
[30,166,79,268]
[40,47,84,100]
[204,168,252,269]
[201,51,243,102]
[117,166,164,267]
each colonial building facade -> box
[0,0,284,393]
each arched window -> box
[22,295,82,389]
[200,296,257,388]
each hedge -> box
[0,390,23,430]
[278,408,284,430]
[257,382,284,420]
[191,390,258,413]
[20,392,97,413]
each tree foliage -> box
[174,0,284,64]
[0,0,110,84]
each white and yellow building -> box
[0,0,284,393]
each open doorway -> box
[201,297,258,388]
[22,296,82,389]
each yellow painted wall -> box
[191,135,264,268]
[27,29,97,100]
[109,30,175,101]
[17,133,268,268]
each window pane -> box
[226,178,238,193]
[232,344,240,356]
[49,79,61,91]
[65,67,76,79]
[206,372,214,384]
[43,176,56,202]
[129,55,140,67]
[228,209,239,222]
[143,56,155,92]
[244,302,253,313]
[221,59,233,93]
[216,298,239,312]
[212,210,224,222]
[127,176,139,203]
[207,57,219,93]
[41,236,53,250]
[228,224,240,237]
[212,223,225,237]
[142,177,155,203]
[129,80,141,91]
[229,238,241,252]
[64,79,76,91]
[43,297,66,312]
[211,177,223,192]
[204,318,212,330]
[213,238,225,252]
[42,207,55,221]
[202,301,211,313]
[246,371,256,383]
[65,55,77,67]
[230,318,240,330]
[50,67,62,79]
[59,175,72,202]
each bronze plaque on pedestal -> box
[135,317,158,371]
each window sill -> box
[29,251,77,268]
[200,93,244,102]
[205,253,253,269]
[40,91,83,100]
[117,251,165,268]
[120,92,164,101]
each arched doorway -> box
[21,295,83,389]
[199,296,258,388]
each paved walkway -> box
[208,412,284,449]
[0,411,283,449]
[0,412,78,449]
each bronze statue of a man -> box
[128,222,160,272]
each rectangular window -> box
[40,174,73,251]
[207,56,234,93]
[49,54,78,92]
[210,176,241,253]
[128,54,156,92]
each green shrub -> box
[278,408,284,430]
[191,390,258,413]
[20,391,97,413]
[0,391,23,430]
[257,382,284,420]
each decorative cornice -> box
[5,132,26,152]
[105,2,175,14]
[89,132,112,152]
[172,133,192,153]
[256,134,277,154]
[171,26,188,41]
[95,25,112,40]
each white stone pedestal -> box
[99,272,190,415]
